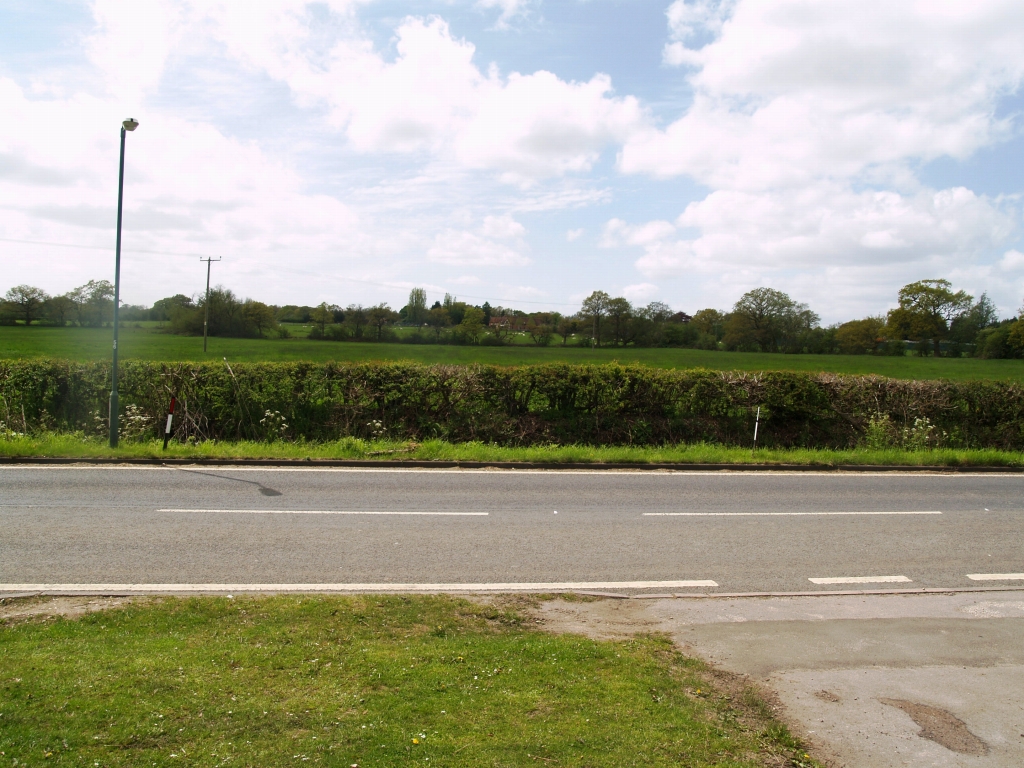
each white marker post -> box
[752,406,761,454]
[162,396,177,450]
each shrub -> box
[1,360,1023,449]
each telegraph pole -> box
[200,256,221,353]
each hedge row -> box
[1,359,1023,448]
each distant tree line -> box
[4,278,1023,358]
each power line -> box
[0,235,582,308]
[0,236,218,259]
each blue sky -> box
[2,0,1024,321]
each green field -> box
[0,594,816,767]
[3,325,1023,380]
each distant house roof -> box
[489,316,527,330]
[668,312,692,324]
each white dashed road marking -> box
[967,573,1024,581]
[158,509,488,516]
[645,511,941,516]
[809,575,912,585]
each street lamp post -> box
[109,118,139,448]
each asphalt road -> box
[2,466,1023,593]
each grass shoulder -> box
[0,593,819,767]
[2,434,1022,467]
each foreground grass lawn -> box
[0,595,813,767]
[3,325,1023,381]
[2,434,1024,467]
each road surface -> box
[2,466,1021,593]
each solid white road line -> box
[644,511,941,516]
[0,580,718,593]
[809,575,912,584]
[157,509,488,516]
[966,573,1024,581]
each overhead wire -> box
[0,235,580,308]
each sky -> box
[2,0,1024,323]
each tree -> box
[367,303,397,341]
[68,280,114,326]
[605,297,633,346]
[277,305,314,323]
[242,300,278,337]
[836,317,885,355]
[526,313,555,346]
[949,293,998,349]
[426,306,450,341]
[1007,317,1024,356]
[556,314,578,346]
[151,294,194,321]
[406,288,428,326]
[724,288,818,352]
[45,295,75,326]
[311,302,334,337]
[344,304,368,339]
[887,279,972,356]
[443,294,468,325]
[4,285,50,325]
[457,306,485,344]
[167,287,232,336]
[580,290,611,347]
[640,301,673,323]
[691,309,725,340]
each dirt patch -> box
[880,698,990,756]
[0,595,141,625]
[814,690,841,703]
[531,596,661,639]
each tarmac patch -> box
[880,698,990,756]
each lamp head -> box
[122,118,139,132]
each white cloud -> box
[427,229,530,266]
[632,185,1013,276]
[622,283,660,303]
[600,218,676,248]
[626,0,1024,190]
[566,227,584,241]
[476,0,535,29]
[494,284,547,301]
[999,249,1024,272]
[426,214,530,267]
[192,12,645,181]
[663,0,734,66]
[605,183,1017,320]
[481,214,525,239]
[87,0,184,107]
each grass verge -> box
[0,594,817,767]
[1,433,1023,467]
